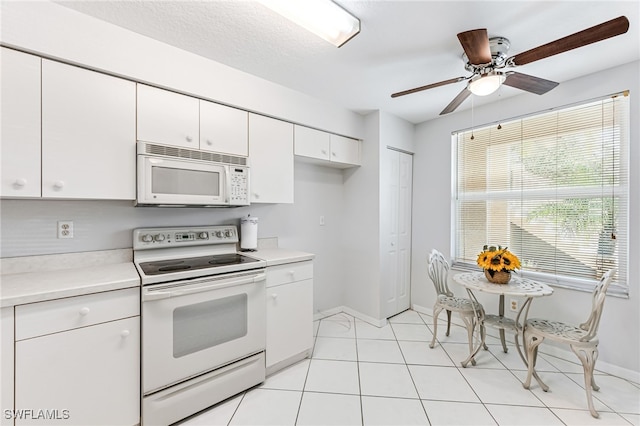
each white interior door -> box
[382,148,413,318]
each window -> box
[452,93,629,296]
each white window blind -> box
[452,93,629,296]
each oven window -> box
[152,166,220,196]
[173,294,247,358]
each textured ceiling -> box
[55,1,640,124]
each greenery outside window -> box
[452,93,629,296]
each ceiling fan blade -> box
[440,88,471,115]
[391,77,466,98]
[503,72,559,95]
[457,29,492,65]
[510,16,629,66]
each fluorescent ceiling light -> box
[468,71,506,96]
[259,0,360,47]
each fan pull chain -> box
[470,95,475,140]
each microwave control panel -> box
[229,167,249,205]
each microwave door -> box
[138,156,226,205]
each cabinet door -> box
[200,100,248,156]
[1,307,14,426]
[266,279,313,370]
[294,125,330,161]
[248,114,294,203]
[137,84,199,149]
[330,135,360,166]
[0,48,41,198]
[42,60,136,199]
[15,317,140,426]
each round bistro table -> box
[453,271,553,368]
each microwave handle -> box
[225,166,231,204]
[143,273,266,301]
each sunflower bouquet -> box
[477,245,521,272]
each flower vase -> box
[484,269,511,284]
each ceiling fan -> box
[391,16,630,115]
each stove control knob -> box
[215,231,223,238]
[198,232,209,239]
[141,234,153,243]
[224,230,231,237]
[154,234,165,242]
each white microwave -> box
[136,142,250,207]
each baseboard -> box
[313,306,387,327]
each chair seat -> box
[437,295,482,312]
[526,318,595,343]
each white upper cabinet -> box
[137,84,199,149]
[294,125,330,161]
[0,48,42,198]
[294,124,360,168]
[42,60,136,199]
[200,100,249,156]
[330,134,360,166]
[249,114,294,204]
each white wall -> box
[341,112,382,321]
[411,61,640,376]
[0,0,364,139]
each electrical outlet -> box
[57,221,74,239]
[510,298,519,312]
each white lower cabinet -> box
[266,261,313,375]
[1,307,14,426]
[13,288,140,426]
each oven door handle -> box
[143,273,266,301]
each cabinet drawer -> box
[266,261,313,288]
[15,287,139,340]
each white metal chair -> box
[522,268,616,418]
[428,249,485,365]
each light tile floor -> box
[181,309,640,425]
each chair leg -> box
[571,344,600,418]
[523,333,548,391]
[460,314,477,366]
[446,310,452,336]
[430,306,443,349]
[481,323,488,350]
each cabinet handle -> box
[288,271,295,277]
[13,178,27,188]
[79,307,90,316]
[53,180,65,190]
[206,139,213,146]
[321,149,327,155]
[271,293,278,300]
[186,135,193,143]
[253,193,260,199]
[120,330,131,338]
[331,152,337,157]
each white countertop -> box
[1,249,140,308]
[0,247,314,307]
[243,248,315,266]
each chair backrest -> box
[428,249,453,297]
[579,268,616,342]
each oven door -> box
[137,155,229,206]
[142,270,266,395]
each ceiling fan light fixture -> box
[468,71,506,96]
[259,0,360,47]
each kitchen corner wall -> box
[0,162,348,315]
